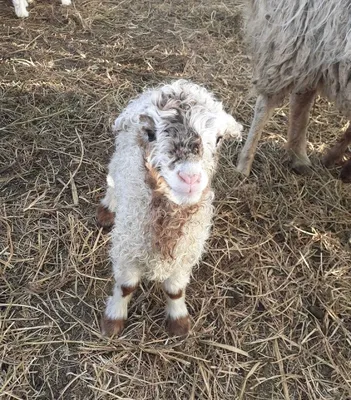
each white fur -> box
[163,272,190,320]
[12,0,28,17]
[11,0,71,18]
[101,80,242,327]
[165,296,189,320]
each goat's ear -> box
[216,112,243,144]
[139,114,157,143]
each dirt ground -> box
[1,0,351,399]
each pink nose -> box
[178,171,201,185]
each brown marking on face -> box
[144,160,210,260]
[148,180,200,260]
[166,315,191,336]
[96,204,115,230]
[121,284,138,297]
[168,126,204,162]
[144,161,169,194]
[165,289,183,300]
[100,316,125,337]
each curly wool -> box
[107,80,240,282]
[246,0,351,112]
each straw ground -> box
[1,0,351,399]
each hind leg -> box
[322,124,351,183]
[236,94,281,176]
[286,90,317,175]
[340,159,351,183]
[322,125,351,167]
[96,174,116,230]
[97,153,120,229]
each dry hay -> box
[1,0,351,399]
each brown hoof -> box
[340,159,351,183]
[166,316,191,337]
[291,163,312,176]
[322,153,337,168]
[96,204,115,230]
[101,316,125,337]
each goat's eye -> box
[146,129,156,142]
[216,136,223,145]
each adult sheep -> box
[97,80,243,337]
[236,0,351,182]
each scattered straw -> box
[1,0,351,398]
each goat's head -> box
[139,82,242,206]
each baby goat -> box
[97,80,242,336]
[236,0,351,181]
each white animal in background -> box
[97,80,242,337]
[12,0,71,18]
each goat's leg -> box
[323,124,351,183]
[236,94,278,176]
[286,90,317,174]
[101,266,141,337]
[96,174,116,230]
[163,271,191,336]
[12,0,29,17]
[322,125,351,167]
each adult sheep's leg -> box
[286,90,317,174]
[323,124,351,183]
[323,125,351,166]
[101,266,141,337]
[236,94,278,176]
[340,159,351,183]
[96,174,116,230]
[163,270,191,336]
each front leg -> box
[236,94,280,176]
[101,266,141,337]
[163,271,191,336]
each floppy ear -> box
[139,114,157,142]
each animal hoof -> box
[166,316,191,337]
[340,160,351,183]
[291,162,312,176]
[321,154,335,168]
[321,152,344,168]
[235,165,251,177]
[96,204,115,230]
[101,317,125,337]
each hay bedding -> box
[0,0,350,399]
